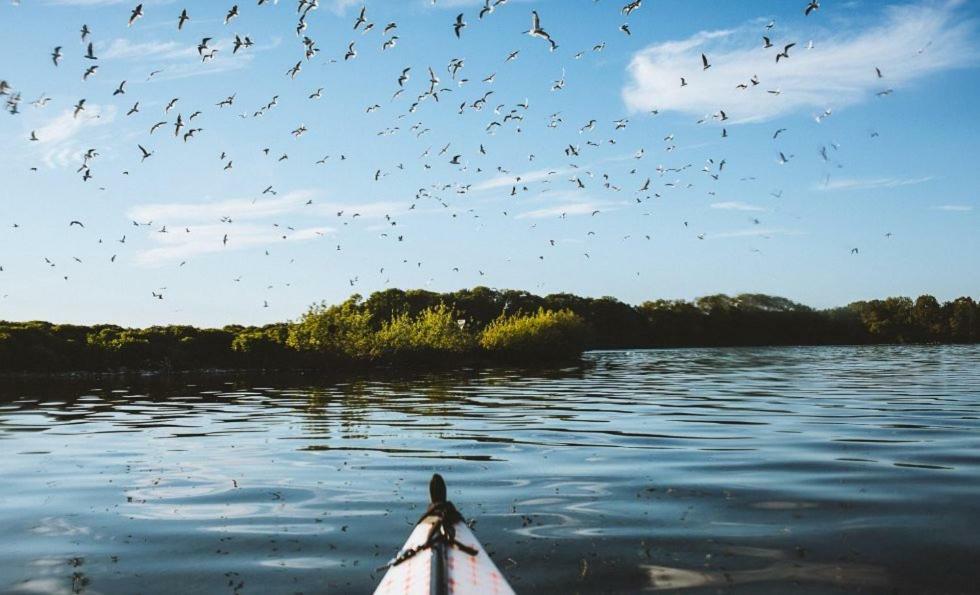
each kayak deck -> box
[374,475,516,595]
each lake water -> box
[1,346,978,594]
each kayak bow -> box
[374,474,516,595]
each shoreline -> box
[1,341,973,380]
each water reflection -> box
[1,345,979,593]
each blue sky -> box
[0,0,977,327]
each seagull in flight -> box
[453,13,466,38]
[128,4,143,27]
[178,8,189,30]
[353,6,367,30]
[527,11,557,51]
[776,43,796,62]
[225,4,239,25]
[51,46,62,66]
[805,1,820,16]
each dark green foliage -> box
[0,290,976,373]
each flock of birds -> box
[0,0,904,311]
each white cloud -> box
[128,190,318,224]
[710,227,805,239]
[34,104,115,146]
[710,201,766,212]
[45,0,132,4]
[29,104,117,169]
[46,0,174,5]
[470,167,565,193]
[100,38,190,61]
[134,223,332,266]
[623,1,974,123]
[934,204,973,212]
[816,176,934,191]
[418,0,534,8]
[327,0,361,15]
[128,190,409,226]
[128,189,414,264]
[515,202,604,220]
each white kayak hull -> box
[374,518,516,595]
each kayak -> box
[374,474,516,595]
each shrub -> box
[374,304,475,360]
[479,308,590,360]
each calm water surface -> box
[1,346,979,594]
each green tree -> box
[948,297,978,342]
[287,296,376,360]
[912,295,946,341]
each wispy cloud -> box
[134,223,332,266]
[128,189,406,227]
[29,104,117,169]
[100,38,191,61]
[127,189,413,263]
[710,227,805,239]
[470,167,566,193]
[623,1,975,123]
[327,0,361,15]
[816,176,934,191]
[44,0,134,4]
[128,190,318,224]
[933,204,973,212]
[515,202,604,220]
[34,104,115,146]
[45,0,175,5]
[124,191,325,263]
[99,36,279,81]
[710,201,766,212]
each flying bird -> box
[622,0,641,16]
[776,43,796,62]
[128,4,143,27]
[527,11,557,51]
[353,6,367,30]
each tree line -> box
[0,289,976,373]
